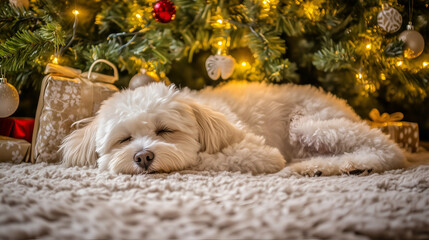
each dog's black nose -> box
[134,150,155,170]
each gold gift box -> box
[0,136,31,163]
[31,60,119,163]
[367,109,419,152]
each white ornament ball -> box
[398,26,425,59]
[0,78,19,118]
[205,55,236,80]
[377,4,402,33]
[9,0,29,9]
[129,69,159,90]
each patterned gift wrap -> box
[373,122,419,153]
[31,60,119,163]
[0,136,31,163]
[367,109,419,153]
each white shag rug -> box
[1,159,429,239]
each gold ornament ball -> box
[398,30,425,59]
[129,70,160,90]
[0,78,19,118]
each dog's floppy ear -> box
[190,102,244,154]
[59,116,98,167]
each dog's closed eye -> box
[155,127,174,136]
[119,136,132,144]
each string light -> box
[241,62,248,67]
[72,10,79,15]
[136,13,142,18]
[51,55,59,64]
[396,61,403,67]
[217,41,223,46]
[356,73,363,80]
[262,0,270,8]
[212,16,230,29]
[260,0,276,17]
[423,62,428,67]
[366,44,371,50]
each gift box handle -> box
[88,59,119,83]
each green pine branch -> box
[0,24,64,71]
[267,59,300,83]
[384,40,405,57]
[313,39,355,72]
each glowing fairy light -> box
[261,0,272,13]
[366,44,371,50]
[356,73,363,80]
[72,10,79,15]
[217,19,223,24]
[423,62,428,67]
[241,62,248,67]
[136,13,142,18]
[397,61,403,67]
[218,41,222,46]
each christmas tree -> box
[0,0,428,139]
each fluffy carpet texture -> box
[1,161,429,239]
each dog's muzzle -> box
[134,150,155,170]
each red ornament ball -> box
[153,0,176,23]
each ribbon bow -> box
[369,108,404,123]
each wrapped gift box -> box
[0,117,34,143]
[0,136,31,163]
[368,109,419,152]
[31,60,119,163]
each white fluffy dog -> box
[60,81,406,176]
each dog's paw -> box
[343,168,373,176]
[288,158,376,177]
[288,163,325,177]
[313,170,323,177]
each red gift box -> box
[0,117,34,143]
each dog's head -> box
[60,82,244,174]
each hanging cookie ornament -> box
[377,3,402,33]
[398,22,425,59]
[129,69,160,90]
[0,73,19,118]
[153,0,176,23]
[206,55,236,80]
[205,39,236,80]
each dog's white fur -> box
[60,81,406,176]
